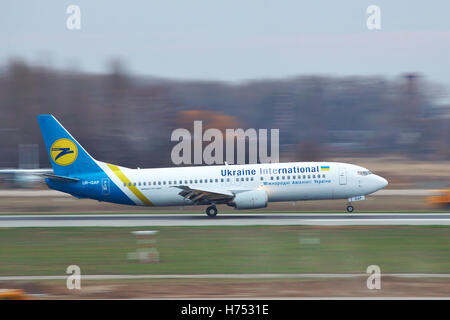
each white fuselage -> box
[97,161,388,207]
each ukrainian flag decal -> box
[320,166,330,171]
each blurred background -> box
[0,1,449,209]
[0,1,450,300]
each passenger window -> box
[260,177,264,181]
[210,179,213,183]
[194,180,198,183]
[220,178,224,182]
[158,181,161,185]
[308,175,311,179]
[251,177,254,181]
[215,179,218,183]
[281,176,285,180]
[199,179,203,183]
[189,180,193,184]
[133,182,136,186]
[287,176,290,180]
[270,176,274,180]
[312,175,315,179]
[123,183,126,187]
[276,176,279,180]
[227,178,230,182]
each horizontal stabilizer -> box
[43,174,80,183]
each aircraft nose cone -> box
[375,175,388,190]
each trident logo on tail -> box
[50,138,78,166]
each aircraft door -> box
[339,168,347,185]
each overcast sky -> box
[1,1,450,89]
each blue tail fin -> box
[37,115,99,176]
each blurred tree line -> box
[0,59,449,168]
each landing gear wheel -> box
[206,205,218,217]
[346,205,354,213]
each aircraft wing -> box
[174,185,234,205]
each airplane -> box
[3,115,389,216]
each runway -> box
[1,273,449,281]
[1,213,449,227]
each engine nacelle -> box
[230,190,268,209]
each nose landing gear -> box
[205,205,218,217]
[345,196,365,213]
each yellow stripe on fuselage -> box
[106,163,153,206]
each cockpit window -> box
[357,170,372,176]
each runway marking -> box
[1,273,450,281]
[0,213,449,227]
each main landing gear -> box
[346,205,354,213]
[205,205,218,217]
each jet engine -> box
[230,190,268,209]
